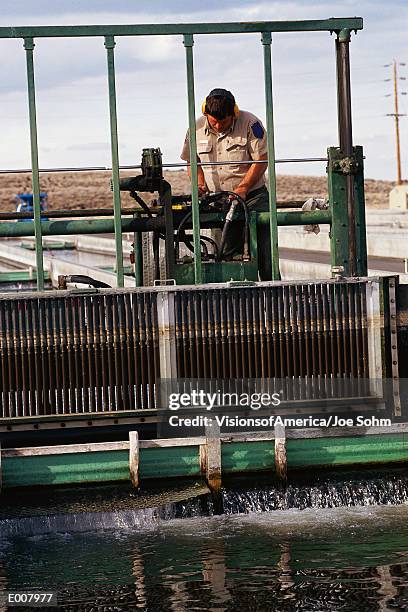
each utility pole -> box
[385,60,406,184]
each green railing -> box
[0,18,364,289]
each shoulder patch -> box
[251,121,264,139]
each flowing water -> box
[1,470,408,611]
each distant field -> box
[0,169,394,211]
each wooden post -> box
[129,431,139,488]
[205,421,222,493]
[274,424,287,482]
[203,422,223,513]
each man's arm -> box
[187,164,208,195]
[233,153,268,200]
[181,128,208,195]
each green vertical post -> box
[327,146,349,274]
[183,33,202,284]
[353,145,367,276]
[261,31,281,280]
[327,145,367,277]
[105,35,124,288]
[23,37,44,290]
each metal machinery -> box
[0,17,407,489]
[117,147,259,284]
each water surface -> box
[1,501,408,610]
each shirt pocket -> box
[225,136,248,161]
[197,143,213,159]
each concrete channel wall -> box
[278,208,408,281]
[0,241,135,288]
[279,209,408,259]
[278,226,408,261]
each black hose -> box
[199,235,219,259]
[129,190,153,217]
[62,275,111,289]
[176,190,250,262]
[217,199,238,261]
[175,210,192,258]
[214,191,250,261]
[180,233,218,259]
[129,190,168,242]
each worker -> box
[181,88,271,280]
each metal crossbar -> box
[0,19,363,38]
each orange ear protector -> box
[202,89,239,118]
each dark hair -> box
[205,89,235,119]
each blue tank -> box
[16,192,49,222]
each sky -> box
[0,0,407,181]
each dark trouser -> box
[223,186,272,281]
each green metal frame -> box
[23,37,44,290]
[328,145,367,276]
[0,18,363,289]
[0,270,50,283]
[105,36,124,287]
[0,20,363,38]
[0,209,331,238]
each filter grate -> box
[0,291,159,418]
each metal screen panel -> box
[0,279,382,421]
[0,291,159,417]
[173,281,369,381]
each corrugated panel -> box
[174,282,369,387]
[0,291,159,418]
[139,446,200,479]
[2,450,129,488]
[286,434,408,467]
[0,279,374,421]
[221,441,275,473]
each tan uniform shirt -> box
[180,110,268,193]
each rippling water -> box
[1,499,408,611]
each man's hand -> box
[232,184,248,201]
[198,182,208,196]
[187,163,208,196]
[231,153,268,201]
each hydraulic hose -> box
[217,199,238,261]
[214,191,250,261]
[175,190,250,262]
[59,275,111,289]
[180,232,218,259]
